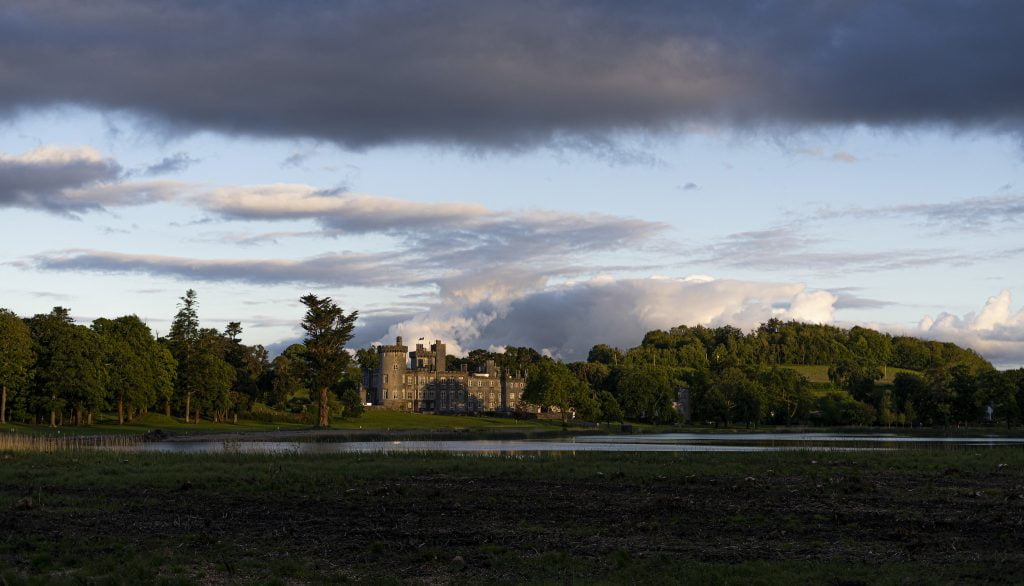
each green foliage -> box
[355,346,379,371]
[27,308,108,425]
[828,355,883,402]
[638,320,991,373]
[524,359,594,424]
[587,343,624,366]
[596,390,623,424]
[567,360,611,389]
[812,391,877,426]
[300,293,358,427]
[223,323,269,404]
[756,366,812,424]
[92,315,176,423]
[269,344,308,408]
[693,367,767,426]
[614,365,676,424]
[0,308,34,423]
[165,289,201,416]
[1,289,1014,431]
[339,387,364,418]
[190,339,236,418]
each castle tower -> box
[376,336,408,406]
[432,339,446,372]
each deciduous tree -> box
[0,309,34,424]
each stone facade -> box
[363,337,527,412]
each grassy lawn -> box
[1,447,1023,584]
[783,363,919,385]
[330,410,550,430]
[0,414,308,436]
[0,410,558,437]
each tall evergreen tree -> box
[166,290,201,421]
[299,294,358,428]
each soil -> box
[2,452,1023,583]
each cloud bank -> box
[355,276,838,360]
[0,146,179,215]
[918,290,1024,368]
[3,1,1024,148]
[819,194,1024,232]
[27,175,669,305]
[31,249,418,288]
[694,225,992,274]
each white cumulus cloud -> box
[917,290,1024,368]
[360,276,838,361]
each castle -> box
[362,337,528,413]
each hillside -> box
[781,364,921,386]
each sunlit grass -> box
[0,409,558,437]
[782,363,919,384]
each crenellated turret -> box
[377,336,408,405]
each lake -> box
[136,432,1024,454]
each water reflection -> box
[136,432,1024,455]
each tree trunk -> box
[118,396,124,425]
[165,400,171,417]
[50,409,56,428]
[1,384,6,424]
[318,387,330,428]
[185,393,191,423]
[194,405,200,423]
[88,412,93,425]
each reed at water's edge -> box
[0,432,142,453]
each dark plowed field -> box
[2,449,1023,584]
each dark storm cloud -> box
[0,146,182,214]
[0,146,122,214]
[3,1,1023,149]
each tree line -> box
[3,294,1022,428]
[0,290,360,427]
[501,320,1023,428]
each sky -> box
[2,0,1024,367]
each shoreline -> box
[150,425,611,443]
